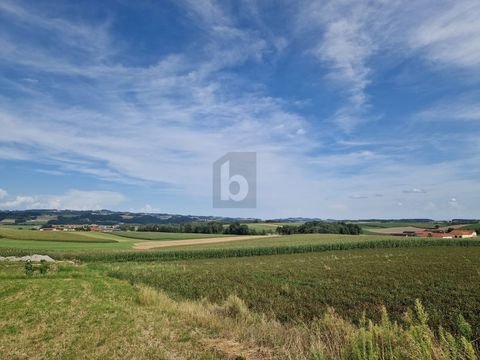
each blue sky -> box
[0,0,479,219]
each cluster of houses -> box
[400,229,477,239]
[39,224,120,232]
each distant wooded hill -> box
[0,209,259,226]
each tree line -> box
[118,221,362,236]
[276,221,362,235]
[120,222,264,235]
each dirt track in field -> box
[134,235,278,250]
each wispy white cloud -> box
[0,0,112,63]
[410,0,480,69]
[0,190,126,210]
[296,0,480,131]
[295,0,394,131]
[417,100,480,122]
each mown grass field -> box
[0,263,223,359]
[0,228,118,242]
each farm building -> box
[449,230,477,238]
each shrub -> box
[39,260,49,274]
[24,260,34,276]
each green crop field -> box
[164,233,396,251]
[102,247,480,331]
[357,222,437,229]
[1,228,480,359]
[459,223,480,230]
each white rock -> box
[0,254,55,262]
[30,254,55,262]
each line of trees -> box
[118,221,362,236]
[120,222,263,235]
[276,221,362,235]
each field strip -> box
[368,226,423,234]
[368,224,468,234]
[134,235,278,249]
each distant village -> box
[38,224,122,232]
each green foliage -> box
[277,221,362,235]
[24,260,34,276]
[24,259,50,276]
[39,260,49,274]
[224,222,252,235]
[457,314,473,340]
[122,221,259,235]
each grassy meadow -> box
[0,227,118,242]
[1,227,480,358]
